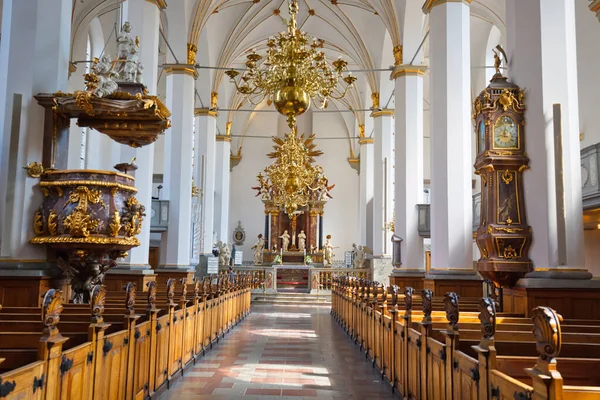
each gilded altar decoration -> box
[254,131,333,215]
[35,22,171,149]
[30,170,143,303]
[225,0,355,129]
[473,48,532,288]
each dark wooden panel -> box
[0,277,51,307]
[389,276,424,290]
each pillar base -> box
[370,256,392,285]
[155,266,195,285]
[504,271,600,319]
[389,269,425,289]
[105,266,156,292]
[423,269,483,298]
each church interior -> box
[1,0,600,398]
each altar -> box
[262,200,325,264]
[276,264,311,291]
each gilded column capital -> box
[163,63,198,78]
[391,65,428,80]
[371,93,380,110]
[393,45,403,66]
[358,138,374,145]
[194,108,218,117]
[370,109,394,118]
[216,135,232,142]
[187,44,197,65]
[146,0,168,9]
[422,0,472,14]
[211,92,219,109]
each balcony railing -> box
[417,193,481,238]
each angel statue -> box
[217,241,231,267]
[354,245,372,269]
[279,230,291,252]
[323,235,339,266]
[251,172,271,200]
[91,55,118,97]
[297,230,307,252]
[251,234,265,265]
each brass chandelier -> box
[225,0,356,128]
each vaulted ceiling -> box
[66,0,507,155]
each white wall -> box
[312,113,360,259]
[228,110,360,262]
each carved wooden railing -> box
[310,268,369,292]
[0,273,253,400]
[331,276,600,400]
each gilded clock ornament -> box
[473,50,532,288]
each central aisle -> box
[161,304,399,399]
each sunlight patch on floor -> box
[261,312,312,318]
[249,328,318,338]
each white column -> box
[371,110,395,256]
[159,68,195,268]
[506,0,584,269]
[359,138,374,248]
[214,135,231,242]
[426,0,473,271]
[393,66,427,271]
[0,0,71,266]
[194,109,217,255]
[116,0,162,270]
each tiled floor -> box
[160,304,398,399]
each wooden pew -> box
[330,275,600,400]
[0,272,254,400]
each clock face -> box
[493,116,519,149]
[478,120,486,154]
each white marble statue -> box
[92,55,118,97]
[251,234,265,265]
[298,230,307,252]
[323,235,338,266]
[279,230,290,252]
[113,22,143,84]
[217,241,231,266]
[354,245,372,269]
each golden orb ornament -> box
[274,84,310,117]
